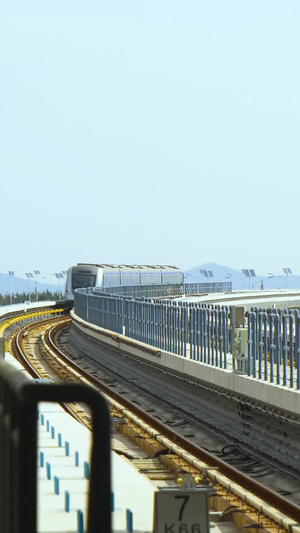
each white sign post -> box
[153,489,210,533]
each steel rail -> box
[11,316,84,426]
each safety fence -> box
[247,307,300,389]
[75,290,229,367]
[184,281,232,295]
[74,289,300,391]
[93,283,183,298]
[89,281,232,299]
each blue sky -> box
[1,0,299,280]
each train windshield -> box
[72,274,97,290]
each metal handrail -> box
[0,361,111,533]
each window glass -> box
[72,274,96,290]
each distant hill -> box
[0,273,59,296]
[184,263,300,291]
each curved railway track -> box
[5,308,300,532]
[8,312,88,426]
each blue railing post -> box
[247,312,255,376]
[295,312,300,390]
[289,312,295,388]
[269,311,274,383]
[274,313,281,385]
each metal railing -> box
[0,361,111,533]
[189,305,229,368]
[247,307,300,389]
[93,283,183,298]
[75,288,300,391]
[81,281,232,299]
[75,289,230,368]
[184,281,232,295]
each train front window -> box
[72,274,96,290]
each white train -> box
[65,263,184,300]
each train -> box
[65,263,184,300]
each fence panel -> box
[75,288,231,369]
[246,308,300,390]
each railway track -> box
[5,308,300,533]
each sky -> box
[1,0,300,280]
